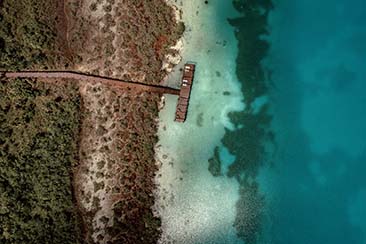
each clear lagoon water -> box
[267,0,366,243]
[155,1,244,243]
[156,0,366,243]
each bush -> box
[0,78,83,244]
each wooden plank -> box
[174,63,196,122]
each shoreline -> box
[153,1,246,243]
[1,0,185,243]
[161,0,185,87]
[70,1,187,242]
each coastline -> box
[7,0,364,243]
[1,1,185,243]
[70,1,186,243]
[153,1,246,243]
[161,0,185,85]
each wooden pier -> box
[1,64,196,122]
[175,63,196,122]
[1,71,180,95]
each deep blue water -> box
[266,0,366,243]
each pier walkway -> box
[1,71,180,95]
[2,66,196,122]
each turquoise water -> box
[157,0,366,243]
[155,1,244,243]
[266,0,366,243]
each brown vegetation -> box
[1,0,184,243]
[75,83,161,244]
[66,0,184,84]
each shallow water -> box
[154,1,244,243]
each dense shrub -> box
[0,78,83,244]
[0,1,69,70]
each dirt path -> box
[2,71,180,95]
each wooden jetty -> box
[1,65,196,122]
[1,71,180,95]
[175,63,196,122]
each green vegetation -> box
[107,96,162,244]
[105,200,161,244]
[0,1,67,70]
[0,78,82,244]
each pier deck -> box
[175,63,196,122]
